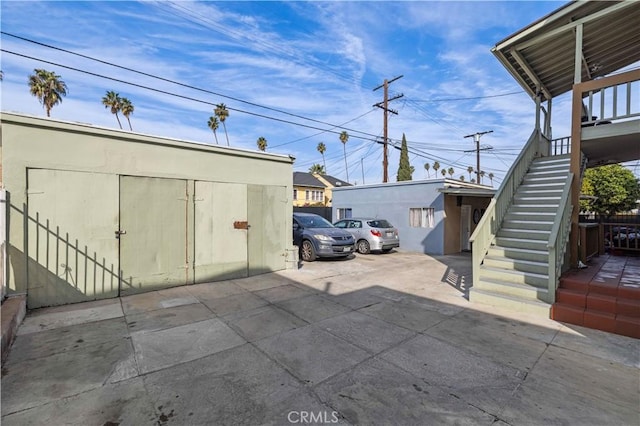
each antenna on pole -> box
[463,130,493,184]
[374,75,403,183]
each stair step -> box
[502,221,553,232]
[532,155,570,164]
[519,182,566,189]
[506,211,557,218]
[509,204,559,213]
[476,276,549,298]
[522,175,568,183]
[479,265,549,288]
[484,255,549,275]
[525,170,569,178]
[516,189,564,195]
[488,246,549,263]
[498,228,551,240]
[494,236,548,250]
[471,288,551,316]
[513,196,561,204]
[529,163,570,171]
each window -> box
[293,189,298,200]
[409,208,434,228]
[336,208,352,220]
[311,190,323,202]
[305,190,310,200]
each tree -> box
[207,116,220,144]
[215,103,230,146]
[120,97,134,131]
[447,167,455,178]
[488,172,495,186]
[580,164,640,217]
[441,169,447,177]
[309,164,326,174]
[467,166,474,181]
[339,130,349,182]
[470,178,476,183]
[317,142,327,173]
[28,69,68,117]
[424,163,430,178]
[479,170,486,184]
[396,133,414,181]
[459,175,465,182]
[256,136,267,152]
[102,91,122,129]
[432,161,440,176]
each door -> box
[461,205,471,251]
[194,181,248,282]
[248,185,287,275]
[119,176,188,295]
[27,169,119,308]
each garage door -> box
[194,181,248,282]
[27,169,119,308]
[119,176,189,295]
[248,185,287,275]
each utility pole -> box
[463,131,493,184]
[373,75,403,183]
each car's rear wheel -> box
[301,240,317,262]
[357,239,370,254]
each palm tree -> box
[471,178,476,184]
[120,97,134,131]
[102,90,122,129]
[441,169,447,177]
[207,116,220,144]
[215,103,230,146]
[256,136,267,151]
[460,175,465,182]
[339,131,349,182]
[309,164,326,174]
[28,69,68,117]
[448,167,455,178]
[432,161,440,176]
[317,142,327,173]
[467,166,474,181]
[479,170,486,184]
[488,172,495,187]
[424,163,430,178]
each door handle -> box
[115,230,127,239]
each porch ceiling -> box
[492,1,640,101]
[582,121,640,168]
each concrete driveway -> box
[2,251,638,425]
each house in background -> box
[292,172,350,207]
[332,179,494,255]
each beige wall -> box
[443,195,493,255]
[1,113,293,296]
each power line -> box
[0,32,379,141]
[1,49,386,144]
[408,91,524,103]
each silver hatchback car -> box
[333,217,400,254]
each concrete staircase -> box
[471,155,571,314]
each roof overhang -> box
[438,188,496,197]
[492,1,640,101]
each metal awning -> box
[492,1,640,101]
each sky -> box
[4,0,631,187]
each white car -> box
[333,218,400,254]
